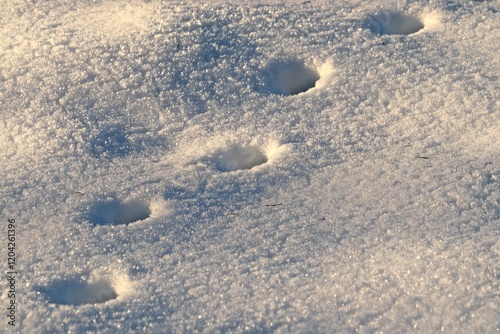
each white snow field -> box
[0,0,499,332]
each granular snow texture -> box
[0,0,498,333]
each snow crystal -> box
[1,0,498,332]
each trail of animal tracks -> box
[0,0,498,332]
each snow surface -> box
[0,0,499,332]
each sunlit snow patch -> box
[89,199,151,226]
[64,2,153,39]
[368,11,424,35]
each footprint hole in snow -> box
[266,59,320,95]
[216,145,269,172]
[40,278,118,305]
[368,11,424,35]
[89,199,151,226]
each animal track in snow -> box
[89,199,151,226]
[41,277,118,305]
[368,11,424,35]
[217,145,268,172]
[266,59,320,95]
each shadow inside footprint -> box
[368,11,424,35]
[216,145,268,172]
[265,59,320,95]
[40,278,118,305]
[89,199,150,226]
